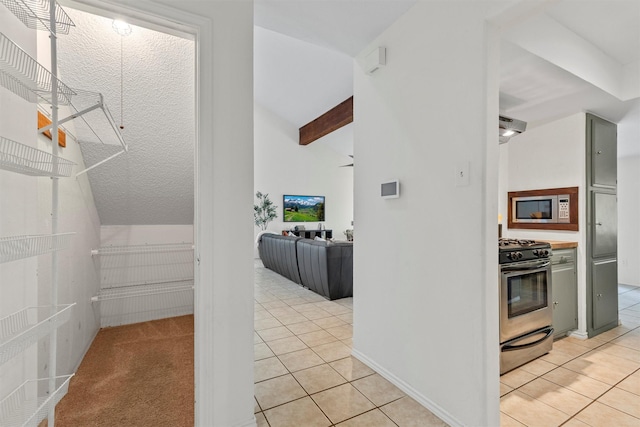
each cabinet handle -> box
[553,301,559,307]
[597,293,603,299]
[596,222,602,226]
[597,150,602,154]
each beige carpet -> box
[53,315,194,427]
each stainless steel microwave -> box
[512,194,570,224]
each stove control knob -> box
[508,252,522,260]
[541,249,549,257]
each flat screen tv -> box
[283,195,325,222]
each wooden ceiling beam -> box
[299,96,353,146]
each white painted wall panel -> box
[618,155,640,286]
[353,2,500,425]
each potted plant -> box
[254,191,277,230]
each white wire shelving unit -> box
[93,281,194,327]
[0,32,75,105]
[0,233,75,264]
[0,14,127,176]
[0,136,75,177]
[0,1,79,426]
[92,243,194,288]
[0,0,75,35]
[0,375,74,427]
[91,244,195,327]
[38,89,128,176]
[0,305,75,366]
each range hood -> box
[499,115,527,144]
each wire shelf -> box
[0,233,75,264]
[0,304,74,366]
[92,243,194,289]
[0,32,75,105]
[0,375,74,427]
[92,243,194,256]
[94,281,194,327]
[0,0,75,35]
[65,89,127,148]
[0,136,75,177]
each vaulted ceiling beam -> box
[299,96,353,145]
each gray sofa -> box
[258,233,353,300]
[258,234,303,285]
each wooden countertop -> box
[540,240,578,249]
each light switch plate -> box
[455,162,470,186]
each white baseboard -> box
[233,415,257,427]
[351,349,463,427]
[568,330,589,340]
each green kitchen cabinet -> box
[585,113,618,337]
[551,248,578,338]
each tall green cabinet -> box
[586,113,618,337]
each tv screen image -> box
[283,195,325,222]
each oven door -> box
[500,259,552,343]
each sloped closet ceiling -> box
[56,8,195,225]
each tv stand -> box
[285,229,333,239]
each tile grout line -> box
[502,317,640,426]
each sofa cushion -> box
[258,234,303,285]
[296,239,353,300]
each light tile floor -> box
[254,260,448,427]
[500,283,640,427]
[255,260,640,427]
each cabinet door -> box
[592,193,617,257]
[589,115,617,188]
[592,259,618,330]
[552,265,577,336]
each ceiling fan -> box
[340,155,354,167]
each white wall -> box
[618,155,640,286]
[0,9,39,399]
[101,224,193,246]
[353,2,501,425]
[502,113,587,335]
[254,103,353,247]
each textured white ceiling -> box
[57,8,195,225]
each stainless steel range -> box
[499,238,553,374]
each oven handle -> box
[502,327,554,352]
[501,261,550,272]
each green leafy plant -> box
[254,191,278,230]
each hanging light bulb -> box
[112,19,132,36]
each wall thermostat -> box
[381,179,400,199]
